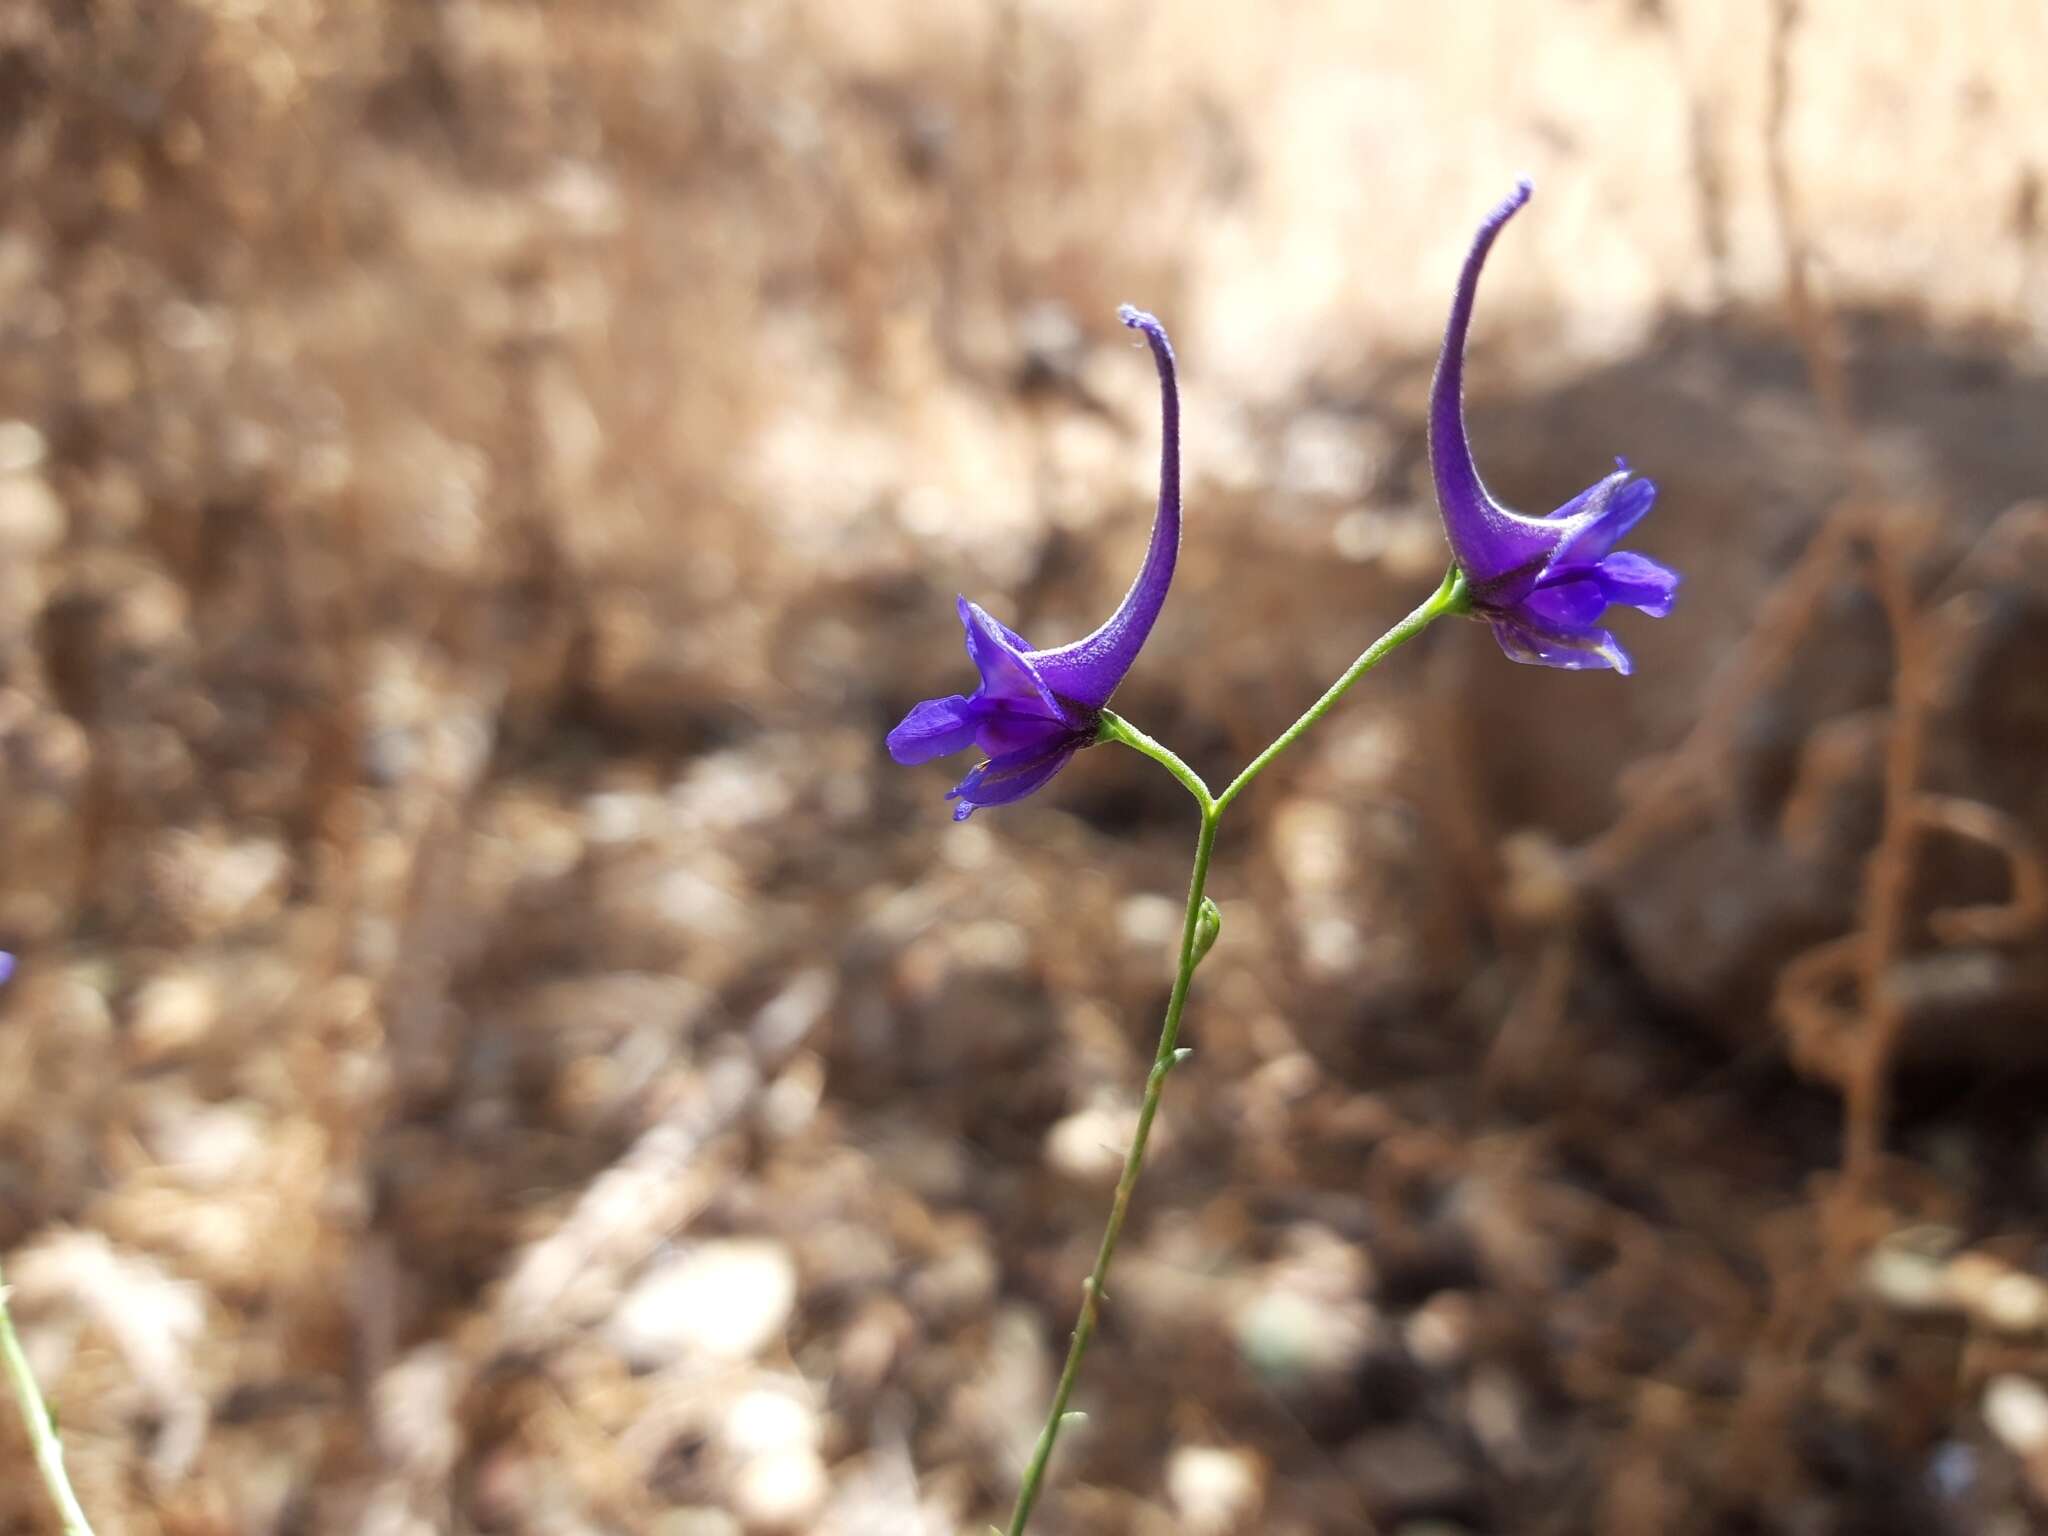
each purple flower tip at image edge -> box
[1428,178,1679,675]
[887,306,1182,819]
[0,952,14,987]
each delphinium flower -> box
[887,305,1181,818]
[1430,179,1678,672]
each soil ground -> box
[2,4,2047,1534]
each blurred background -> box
[1,2,2046,1532]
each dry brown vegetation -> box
[2,3,2047,1533]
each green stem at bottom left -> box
[0,1260,98,1536]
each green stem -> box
[1214,564,1465,814]
[1002,805,1218,1536]
[0,1262,98,1536]
[1001,575,1464,1534]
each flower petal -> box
[886,694,983,764]
[1588,549,1679,616]
[1026,306,1182,710]
[1543,467,1629,526]
[957,598,1064,716]
[1521,572,1611,629]
[946,738,1082,820]
[1489,615,1633,675]
[980,606,1035,653]
[1559,476,1658,563]
[973,700,1082,759]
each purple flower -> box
[889,306,1181,819]
[1430,180,1678,674]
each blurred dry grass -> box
[1,2,2047,1534]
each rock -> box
[607,1240,797,1368]
[1866,1232,2048,1335]
[1404,1291,1477,1371]
[721,1387,819,1459]
[0,469,64,553]
[0,419,45,475]
[1166,1444,1265,1535]
[1983,1375,2048,1458]
[372,1344,465,1483]
[1234,1284,1367,1385]
[730,1446,828,1530]
[128,969,222,1062]
[1943,1252,2048,1334]
[141,1096,269,1187]
[717,1389,827,1529]
[145,830,291,940]
[1862,1226,1958,1312]
[1232,1229,1384,1402]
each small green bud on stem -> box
[1192,896,1222,968]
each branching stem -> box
[1001,578,1461,1535]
